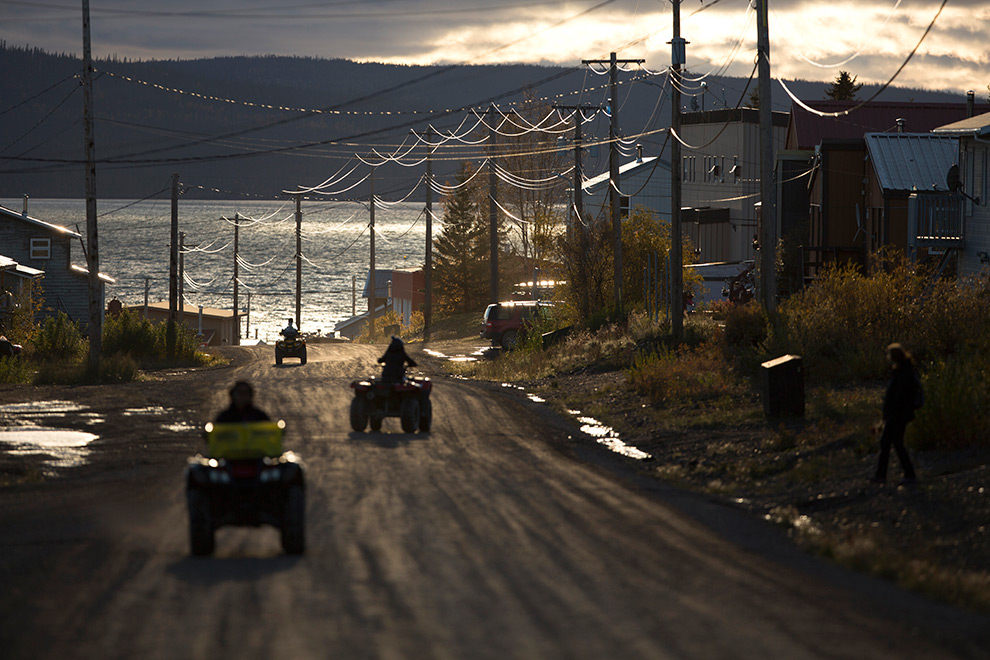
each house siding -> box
[960,140,990,277]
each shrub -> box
[627,340,744,406]
[778,257,990,382]
[0,356,31,384]
[30,312,85,361]
[911,350,990,450]
[103,310,161,362]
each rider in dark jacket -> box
[215,381,271,423]
[378,336,416,383]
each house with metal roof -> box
[0,200,111,327]
[863,132,959,268]
[795,99,987,279]
[933,111,990,277]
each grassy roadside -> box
[434,311,990,615]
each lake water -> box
[3,198,430,342]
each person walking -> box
[872,343,919,484]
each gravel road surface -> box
[1,343,986,659]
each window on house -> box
[620,196,630,218]
[30,238,51,260]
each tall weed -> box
[911,350,990,450]
[30,312,85,361]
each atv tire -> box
[349,396,368,432]
[400,397,420,433]
[419,397,432,433]
[369,414,383,432]
[299,346,307,365]
[187,489,214,556]
[281,485,306,555]
[275,348,283,365]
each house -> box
[139,301,238,346]
[1,253,44,331]
[863,133,959,267]
[334,268,410,339]
[785,99,988,278]
[0,200,112,327]
[678,108,789,263]
[389,268,424,326]
[582,151,672,226]
[933,111,990,277]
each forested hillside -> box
[0,43,969,200]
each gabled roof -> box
[583,156,670,192]
[787,101,990,151]
[362,269,393,298]
[865,133,958,193]
[0,204,82,239]
[932,111,990,135]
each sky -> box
[1,0,988,96]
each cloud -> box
[2,0,986,93]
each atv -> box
[185,420,305,556]
[349,377,432,433]
[275,335,307,365]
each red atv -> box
[349,377,432,433]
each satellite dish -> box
[946,163,960,191]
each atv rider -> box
[280,318,299,339]
[215,381,271,423]
[378,336,416,383]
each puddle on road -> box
[0,400,88,417]
[0,427,98,469]
[163,421,198,433]
[570,412,652,461]
[123,406,173,416]
[423,347,489,363]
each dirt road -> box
[0,344,986,659]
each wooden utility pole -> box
[81,0,101,367]
[232,213,239,340]
[178,231,185,323]
[670,2,685,339]
[583,52,644,316]
[295,193,302,329]
[756,0,777,312]
[143,277,150,319]
[487,104,500,304]
[553,103,598,319]
[167,172,179,358]
[369,166,376,339]
[412,128,435,340]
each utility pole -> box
[167,172,179,359]
[232,213,239,341]
[81,0,101,367]
[756,0,777,312]
[412,128,435,340]
[583,52,644,316]
[295,193,302,329]
[178,231,185,324]
[553,103,598,319]
[143,277,150,319]
[369,166,376,339]
[670,3,685,339]
[487,104,500,304]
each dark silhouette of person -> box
[215,381,271,423]
[281,318,298,339]
[378,336,416,383]
[873,343,918,484]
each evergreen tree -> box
[433,162,488,314]
[825,71,863,101]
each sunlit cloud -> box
[1,0,986,94]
